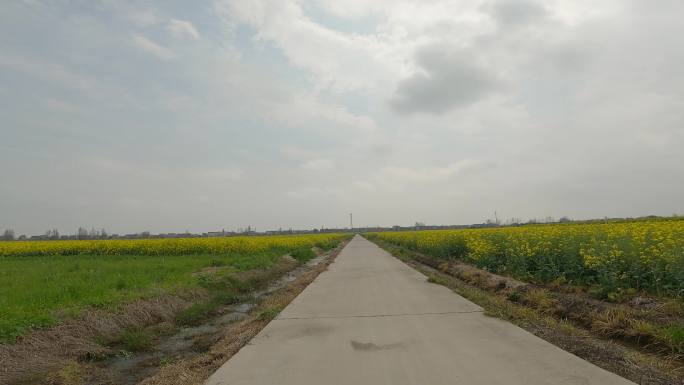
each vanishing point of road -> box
[207,235,634,385]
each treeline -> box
[1,227,110,241]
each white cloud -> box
[379,159,489,184]
[300,158,333,171]
[167,19,200,39]
[218,0,399,91]
[284,186,343,199]
[126,9,163,27]
[200,167,244,181]
[268,91,378,132]
[131,34,176,60]
[0,54,94,90]
[43,98,81,114]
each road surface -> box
[206,235,634,385]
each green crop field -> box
[0,234,347,342]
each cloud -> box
[484,0,547,26]
[131,34,175,60]
[217,0,396,91]
[167,19,200,39]
[284,186,343,199]
[300,158,333,171]
[269,91,378,132]
[0,54,94,90]
[391,45,501,114]
[44,98,81,114]
[379,159,489,184]
[126,9,163,27]
[200,167,243,181]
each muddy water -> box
[94,254,330,385]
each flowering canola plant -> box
[0,234,347,257]
[369,219,684,297]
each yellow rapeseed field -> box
[0,233,345,257]
[369,219,684,297]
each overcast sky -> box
[2,0,683,235]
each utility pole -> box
[349,213,353,230]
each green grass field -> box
[0,233,350,343]
[0,252,288,342]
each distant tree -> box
[140,231,150,238]
[100,228,108,238]
[45,229,60,239]
[18,234,26,240]
[508,217,522,225]
[559,216,571,223]
[2,229,15,241]
[77,227,89,240]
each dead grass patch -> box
[521,288,559,313]
[0,294,196,384]
[591,308,630,338]
[45,360,85,385]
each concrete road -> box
[206,235,634,385]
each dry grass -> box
[0,294,196,384]
[521,288,559,313]
[51,360,85,385]
[591,308,631,338]
[661,301,684,317]
[626,320,659,344]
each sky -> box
[1,0,684,235]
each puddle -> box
[91,253,330,385]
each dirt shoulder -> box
[372,239,684,385]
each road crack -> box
[275,310,484,320]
